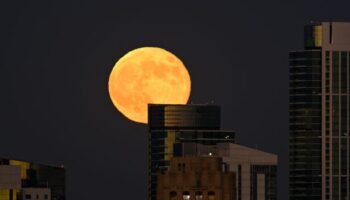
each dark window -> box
[170,191,177,198]
[333,96,339,136]
[9,190,13,200]
[340,52,347,93]
[333,51,340,93]
[25,195,31,199]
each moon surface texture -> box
[108,47,191,124]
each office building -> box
[157,156,235,200]
[148,104,235,200]
[289,22,350,200]
[0,158,65,200]
[179,142,277,200]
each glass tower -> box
[289,22,350,200]
[148,104,235,200]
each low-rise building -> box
[180,143,278,200]
[157,156,235,200]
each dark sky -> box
[1,0,350,199]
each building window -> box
[195,191,203,200]
[208,191,215,200]
[170,191,177,199]
[182,191,190,200]
[333,51,340,93]
[44,194,49,199]
[25,194,31,199]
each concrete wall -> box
[0,165,21,189]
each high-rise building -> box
[157,156,235,200]
[289,22,350,200]
[179,142,278,200]
[0,158,65,200]
[148,104,235,200]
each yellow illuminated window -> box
[314,25,323,47]
[164,131,176,160]
[208,191,215,200]
[12,189,19,200]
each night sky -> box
[1,1,350,199]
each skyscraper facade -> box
[148,104,235,200]
[289,22,350,200]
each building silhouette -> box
[0,158,65,200]
[148,104,235,200]
[157,156,235,200]
[289,22,350,200]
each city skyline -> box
[2,1,350,199]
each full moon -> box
[108,47,191,124]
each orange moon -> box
[108,47,191,124]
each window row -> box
[169,191,215,200]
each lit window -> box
[183,191,190,200]
[208,191,215,200]
[195,191,203,200]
